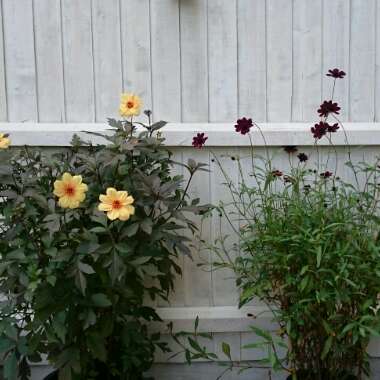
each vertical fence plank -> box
[292,0,322,121]
[121,0,152,116]
[61,0,95,122]
[182,148,212,306]
[2,0,37,122]
[349,0,376,122]
[92,0,122,122]
[150,0,181,122]
[180,0,208,122]
[237,0,266,121]
[322,0,350,120]
[210,148,240,306]
[266,0,293,122]
[0,0,8,121]
[33,0,65,122]
[376,0,380,121]
[208,0,238,122]
[0,0,7,121]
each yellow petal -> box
[107,210,120,220]
[98,202,113,212]
[62,173,73,182]
[106,188,118,198]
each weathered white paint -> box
[61,0,95,122]
[0,0,7,121]
[266,0,292,122]
[0,1,379,123]
[92,0,122,122]
[150,0,181,122]
[33,0,65,122]
[2,0,37,122]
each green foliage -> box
[0,117,207,379]
[213,151,380,379]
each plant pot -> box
[286,369,357,380]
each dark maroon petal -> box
[235,117,253,135]
[317,100,341,117]
[297,153,308,162]
[283,146,298,154]
[192,133,208,149]
[326,68,346,79]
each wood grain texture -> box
[0,1,380,122]
[266,0,293,122]
[0,0,7,121]
[150,0,181,122]
[2,0,37,122]
[121,0,152,116]
[292,0,322,121]
[237,0,267,121]
[349,0,376,122]
[208,0,238,122]
[33,0,65,122]
[92,0,122,122]
[61,0,95,122]
[322,0,350,120]
[375,0,380,122]
[180,0,208,122]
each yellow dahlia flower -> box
[0,133,11,149]
[98,188,135,221]
[119,93,141,117]
[53,173,88,209]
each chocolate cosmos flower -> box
[283,146,298,154]
[271,170,283,177]
[318,101,341,118]
[297,153,308,162]
[320,171,333,179]
[235,117,253,135]
[192,133,208,149]
[326,68,346,79]
[327,123,339,133]
[311,122,328,139]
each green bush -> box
[0,116,207,379]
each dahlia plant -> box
[178,69,380,380]
[0,94,207,380]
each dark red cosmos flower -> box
[320,171,333,178]
[318,100,341,118]
[297,153,308,162]
[327,123,339,133]
[192,133,208,148]
[271,170,283,177]
[235,117,253,135]
[311,122,328,139]
[283,146,298,154]
[326,68,346,79]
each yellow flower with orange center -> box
[53,173,88,209]
[0,133,11,149]
[119,93,142,117]
[98,188,135,221]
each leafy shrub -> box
[178,69,380,380]
[0,112,207,379]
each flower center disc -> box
[127,101,134,109]
[112,200,122,209]
[65,186,75,196]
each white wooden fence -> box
[2,0,380,378]
[0,0,380,123]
